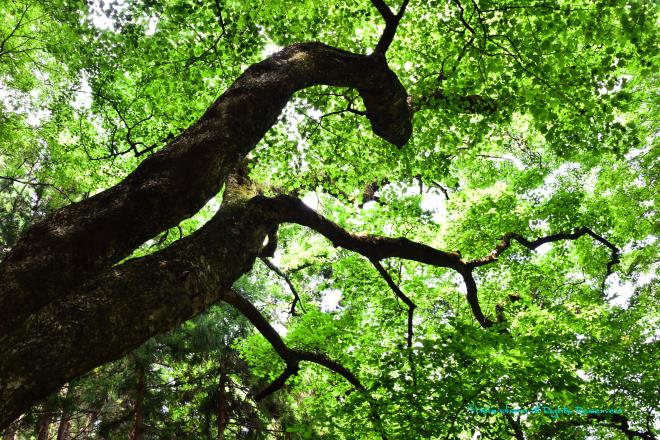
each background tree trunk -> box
[36,411,51,440]
[217,356,227,440]
[131,366,145,440]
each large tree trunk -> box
[0,43,411,429]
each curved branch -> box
[296,351,364,391]
[0,42,411,337]
[260,258,305,315]
[258,227,279,258]
[221,289,364,400]
[460,269,495,328]
[266,195,619,329]
[269,195,464,271]
[266,195,491,326]
[451,0,476,35]
[466,227,620,292]
[370,260,416,348]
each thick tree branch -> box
[459,269,495,328]
[0,42,411,337]
[269,195,464,271]
[0,190,277,428]
[258,227,279,258]
[264,195,494,327]
[266,195,619,329]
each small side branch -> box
[260,257,305,315]
[370,259,416,348]
[0,175,74,203]
[452,0,476,35]
[460,269,494,328]
[466,227,621,292]
[370,0,410,56]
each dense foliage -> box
[0,0,657,438]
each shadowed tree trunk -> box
[36,410,51,440]
[56,385,71,440]
[56,414,70,440]
[217,356,227,440]
[2,424,17,440]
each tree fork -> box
[0,42,412,337]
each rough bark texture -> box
[0,183,276,426]
[56,386,71,440]
[0,42,411,429]
[0,42,411,336]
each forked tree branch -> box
[371,0,410,55]
[0,42,412,338]
[0,41,413,426]
[222,289,363,400]
[466,227,620,293]
[266,195,622,329]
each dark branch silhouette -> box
[370,0,410,55]
[260,257,305,315]
[370,259,416,349]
